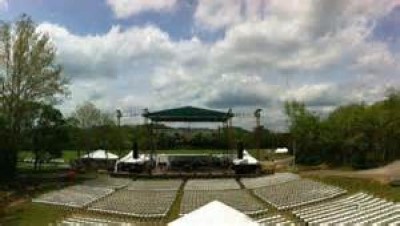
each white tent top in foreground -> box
[168,201,258,226]
[81,149,119,160]
[232,150,259,165]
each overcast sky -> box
[1,0,400,130]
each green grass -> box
[0,172,98,225]
[19,150,79,162]
[0,202,69,226]
[305,175,400,202]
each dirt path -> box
[301,161,400,184]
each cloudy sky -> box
[1,0,400,130]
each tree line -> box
[285,91,400,168]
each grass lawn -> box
[19,150,79,163]
[0,172,98,225]
[304,175,400,202]
[0,202,69,226]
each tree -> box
[32,104,67,170]
[70,101,115,156]
[285,101,323,165]
[0,15,68,180]
[71,101,114,128]
[284,89,400,168]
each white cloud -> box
[194,0,400,30]
[39,0,400,130]
[0,0,8,10]
[106,0,177,18]
[38,23,175,80]
[194,0,243,30]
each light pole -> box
[254,109,262,160]
[116,109,122,157]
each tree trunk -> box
[0,135,18,182]
[34,149,39,170]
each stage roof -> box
[143,106,234,122]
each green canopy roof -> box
[143,106,234,122]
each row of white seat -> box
[60,216,164,225]
[292,192,399,225]
[88,190,178,217]
[253,179,346,210]
[241,173,300,189]
[32,185,114,208]
[126,179,182,191]
[83,177,131,189]
[184,179,241,190]
[181,190,268,215]
[256,214,295,225]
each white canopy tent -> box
[114,151,150,172]
[81,149,119,160]
[232,150,259,166]
[168,201,258,226]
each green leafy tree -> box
[285,89,400,168]
[285,101,323,165]
[32,104,67,170]
[0,15,68,180]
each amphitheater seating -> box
[82,177,131,189]
[32,174,399,225]
[255,214,296,225]
[184,178,241,190]
[253,179,346,210]
[88,189,177,217]
[32,185,114,208]
[61,216,164,225]
[292,192,400,225]
[127,179,182,191]
[241,173,300,189]
[87,180,183,218]
[181,189,268,215]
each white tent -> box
[81,149,119,160]
[168,201,258,226]
[275,147,289,154]
[114,151,150,172]
[232,150,259,165]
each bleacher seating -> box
[32,173,399,225]
[241,173,300,189]
[253,179,346,210]
[184,179,240,190]
[88,190,177,217]
[256,214,295,225]
[127,179,182,191]
[82,177,131,189]
[60,216,164,225]
[181,189,268,215]
[292,192,400,225]
[32,185,114,208]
